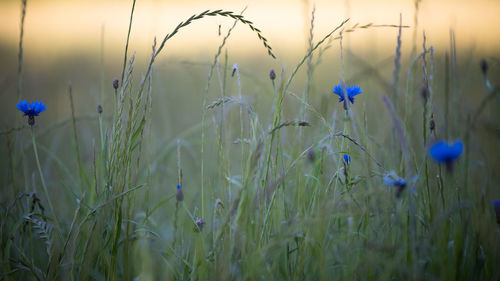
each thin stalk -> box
[120,0,136,87]
[30,127,57,222]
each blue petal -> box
[429,140,463,163]
[177,184,181,190]
[383,171,406,187]
[333,84,345,102]
[449,141,463,159]
[17,100,29,114]
[343,154,351,165]
[493,200,500,213]
[346,85,362,104]
[31,101,47,115]
[383,175,397,186]
[429,141,449,162]
[493,200,500,214]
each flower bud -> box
[112,79,119,90]
[430,114,435,132]
[176,184,184,202]
[480,59,488,74]
[97,104,103,114]
[269,69,276,81]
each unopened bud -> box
[176,185,184,202]
[430,114,435,132]
[97,104,103,114]
[480,59,488,74]
[269,69,276,81]
[112,79,119,90]
[420,86,429,103]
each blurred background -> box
[1,0,499,197]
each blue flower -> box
[429,140,463,163]
[383,171,406,187]
[382,171,416,198]
[333,84,363,104]
[17,100,47,126]
[343,154,351,165]
[17,100,47,116]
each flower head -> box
[429,140,463,164]
[17,100,46,116]
[383,171,406,188]
[193,216,206,232]
[332,84,363,104]
[17,100,47,126]
[382,171,417,198]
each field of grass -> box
[1,1,500,280]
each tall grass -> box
[1,1,499,281]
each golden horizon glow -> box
[1,0,499,61]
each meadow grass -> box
[1,1,499,280]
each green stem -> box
[31,127,57,221]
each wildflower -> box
[343,154,351,165]
[332,84,363,104]
[97,104,103,114]
[383,171,407,198]
[193,216,206,232]
[343,154,351,179]
[492,200,500,225]
[429,140,463,170]
[176,184,184,202]
[17,100,47,126]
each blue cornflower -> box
[493,200,500,224]
[383,171,406,188]
[382,171,418,198]
[17,100,47,126]
[343,154,351,165]
[342,154,351,179]
[176,184,184,202]
[17,100,47,116]
[429,140,463,164]
[333,84,363,104]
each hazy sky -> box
[1,0,499,60]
